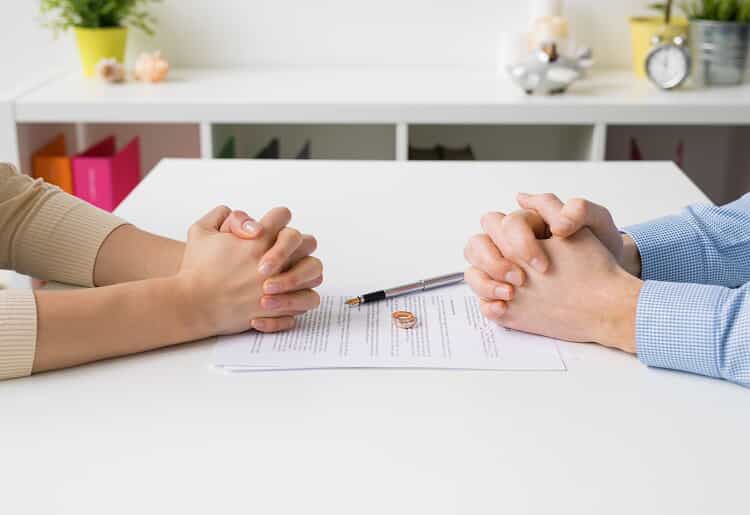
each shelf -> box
[8,67,750,205]
[14,68,750,125]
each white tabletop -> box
[14,68,750,124]
[2,160,747,515]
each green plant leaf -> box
[679,0,750,20]
[739,0,750,21]
[39,0,159,34]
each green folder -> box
[216,136,236,159]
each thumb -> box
[516,193,575,236]
[194,205,233,232]
[219,210,264,239]
[560,198,622,255]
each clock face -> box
[646,45,690,89]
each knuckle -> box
[311,257,324,274]
[467,233,485,249]
[187,224,202,238]
[264,249,282,264]
[464,267,481,285]
[479,301,498,320]
[566,198,588,219]
[481,211,504,227]
[287,228,302,241]
[215,205,232,218]
[541,193,559,202]
[276,275,293,291]
[502,212,523,227]
[488,260,511,279]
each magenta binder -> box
[72,136,141,212]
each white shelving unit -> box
[5,67,750,203]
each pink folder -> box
[72,136,141,212]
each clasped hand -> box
[464,193,644,354]
[178,205,323,339]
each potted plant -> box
[630,1,689,78]
[40,0,159,77]
[683,0,750,85]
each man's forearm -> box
[32,276,205,373]
[94,225,185,286]
[622,234,641,278]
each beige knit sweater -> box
[0,163,125,380]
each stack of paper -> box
[214,284,566,372]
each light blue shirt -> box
[624,193,750,388]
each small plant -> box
[40,0,160,35]
[650,0,676,24]
[680,0,750,21]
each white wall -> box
[1,0,653,91]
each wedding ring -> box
[392,310,417,329]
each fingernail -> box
[242,220,262,236]
[251,319,267,331]
[491,303,506,316]
[262,297,282,309]
[494,286,510,300]
[258,262,275,275]
[530,257,546,272]
[517,192,529,199]
[264,281,282,294]
[505,270,523,286]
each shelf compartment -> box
[408,125,596,161]
[606,125,750,204]
[16,123,201,178]
[212,124,396,160]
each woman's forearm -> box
[94,225,185,286]
[32,276,202,373]
[28,206,324,375]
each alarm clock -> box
[645,35,691,90]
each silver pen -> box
[345,272,465,306]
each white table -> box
[2,160,748,515]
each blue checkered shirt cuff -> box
[636,280,725,379]
[624,215,705,283]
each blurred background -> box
[3,1,650,90]
[1,0,749,220]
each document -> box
[214,284,565,371]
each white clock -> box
[645,35,691,90]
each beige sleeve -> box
[0,162,127,380]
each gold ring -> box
[392,310,417,329]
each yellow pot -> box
[74,27,128,77]
[629,17,688,78]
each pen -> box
[345,272,465,306]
